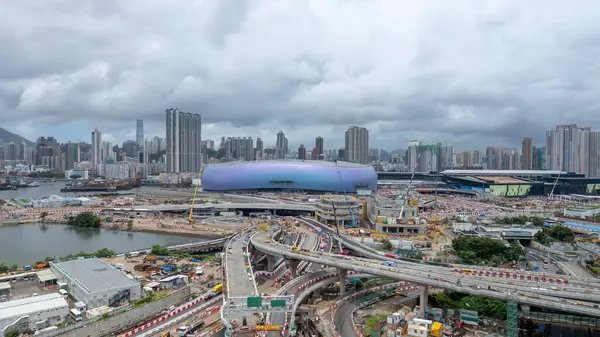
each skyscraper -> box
[136,119,144,149]
[91,129,102,168]
[276,131,288,159]
[345,126,369,164]
[315,136,324,160]
[546,124,600,177]
[407,141,441,172]
[165,108,202,173]
[298,144,306,160]
[224,137,254,161]
[256,138,264,160]
[521,137,533,170]
[485,146,503,170]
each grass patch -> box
[363,314,388,335]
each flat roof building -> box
[50,258,141,309]
[0,293,69,333]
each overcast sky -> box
[1,1,600,151]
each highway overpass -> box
[300,217,598,288]
[104,202,314,213]
[250,229,600,318]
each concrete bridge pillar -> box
[267,254,277,272]
[419,285,428,318]
[338,268,347,298]
[287,259,300,278]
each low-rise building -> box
[158,275,188,289]
[372,197,425,234]
[50,258,141,309]
[0,293,69,334]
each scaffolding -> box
[506,301,518,337]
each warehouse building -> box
[0,293,69,334]
[50,258,142,309]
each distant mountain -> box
[0,127,35,147]
[390,148,406,157]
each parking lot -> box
[2,277,48,301]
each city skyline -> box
[2,2,600,150]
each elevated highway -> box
[251,230,600,317]
[221,230,261,335]
[300,217,600,288]
[105,203,314,213]
[116,238,229,256]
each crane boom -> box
[337,170,357,228]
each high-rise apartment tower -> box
[165,108,202,173]
[521,137,533,170]
[345,126,369,164]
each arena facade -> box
[201,160,378,193]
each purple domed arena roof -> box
[201,160,377,192]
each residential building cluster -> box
[2,115,600,178]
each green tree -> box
[67,212,101,228]
[452,237,524,265]
[549,225,574,242]
[0,264,9,273]
[150,245,170,256]
[39,211,49,220]
[44,256,56,262]
[381,238,393,250]
[5,329,19,337]
[534,230,552,245]
[458,250,478,264]
[10,264,18,271]
[126,220,134,231]
[94,248,116,258]
[530,217,545,227]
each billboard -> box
[488,184,531,197]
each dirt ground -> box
[128,216,245,237]
[103,255,222,285]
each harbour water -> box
[0,223,207,266]
[0,182,143,200]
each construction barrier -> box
[454,269,569,285]
[119,297,213,337]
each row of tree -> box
[452,236,525,266]
[66,212,102,228]
[435,291,507,319]
[0,248,116,273]
[534,225,575,245]
[495,215,545,227]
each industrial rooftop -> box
[0,293,67,320]
[51,258,139,294]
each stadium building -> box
[201,160,378,193]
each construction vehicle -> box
[33,261,49,269]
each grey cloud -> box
[1,0,600,150]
